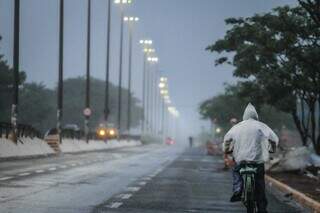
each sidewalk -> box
[96,147,305,213]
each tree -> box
[206,6,320,154]
[62,77,142,132]
[19,83,56,133]
[299,0,320,26]
[0,37,26,122]
[199,84,294,135]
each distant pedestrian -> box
[188,136,193,147]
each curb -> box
[265,175,320,213]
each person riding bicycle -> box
[223,103,278,213]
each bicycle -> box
[239,163,258,213]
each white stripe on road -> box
[109,202,123,208]
[127,187,140,192]
[142,177,152,181]
[18,173,30,177]
[138,181,147,186]
[0,176,13,181]
[59,165,67,169]
[48,167,56,171]
[35,170,44,173]
[71,163,77,166]
[118,194,132,199]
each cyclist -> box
[223,103,278,213]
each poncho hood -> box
[242,103,259,121]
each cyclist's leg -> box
[232,164,243,193]
[255,164,268,213]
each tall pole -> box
[141,52,147,134]
[145,61,150,134]
[127,23,133,133]
[85,0,91,143]
[161,98,165,137]
[57,0,64,144]
[11,0,20,143]
[117,8,124,134]
[104,0,112,122]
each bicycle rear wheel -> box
[245,175,256,213]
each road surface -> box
[0,145,306,213]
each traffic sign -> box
[83,108,92,116]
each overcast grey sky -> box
[0,0,296,136]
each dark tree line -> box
[0,39,142,134]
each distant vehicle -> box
[165,137,175,145]
[64,124,80,131]
[96,123,118,140]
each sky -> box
[0,0,296,136]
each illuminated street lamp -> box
[124,16,139,133]
[140,39,153,133]
[114,0,132,134]
[146,56,159,135]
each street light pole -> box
[124,16,138,133]
[57,0,64,144]
[139,41,153,134]
[104,0,112,122]
[141,52,147,133]
[11,0,20,143]
[127,24,133,133]
[84,0,92,143]
[117,7,124,134]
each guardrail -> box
[0,122,42,139]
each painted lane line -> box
[109,202,123,209]
[142,177,152,181]
[59,165,67,169]
[138,181,147,186]
[48,167,57,171]
[71,163,77,167]
[118,194,132,200]
[127,187,140,192]
[35,170,44,173]
[18,173,31,177]
[0,176,14,181]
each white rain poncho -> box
[223,103,279,163]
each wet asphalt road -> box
[0,145,307,213]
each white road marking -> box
[0,176,13,181]
[127,187,140,192]
[18,173,30,177]
[142,177,152,181]
[48,167,57,171]
[71,163,77,166]
[109,202,123,208]
[119,194,132,199]
[35,170,44,173]
[59,165,67,169]
[138,181,147,186]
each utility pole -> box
[11,0,20,143]
[57,0,64,144]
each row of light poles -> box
[10,0,179,143]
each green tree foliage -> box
[0,37,26,122]
[62,77,142,132]
[199,84,294,135]
[206,6,320,154]
[299,0,320,26]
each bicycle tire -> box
[246,175,256,213]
